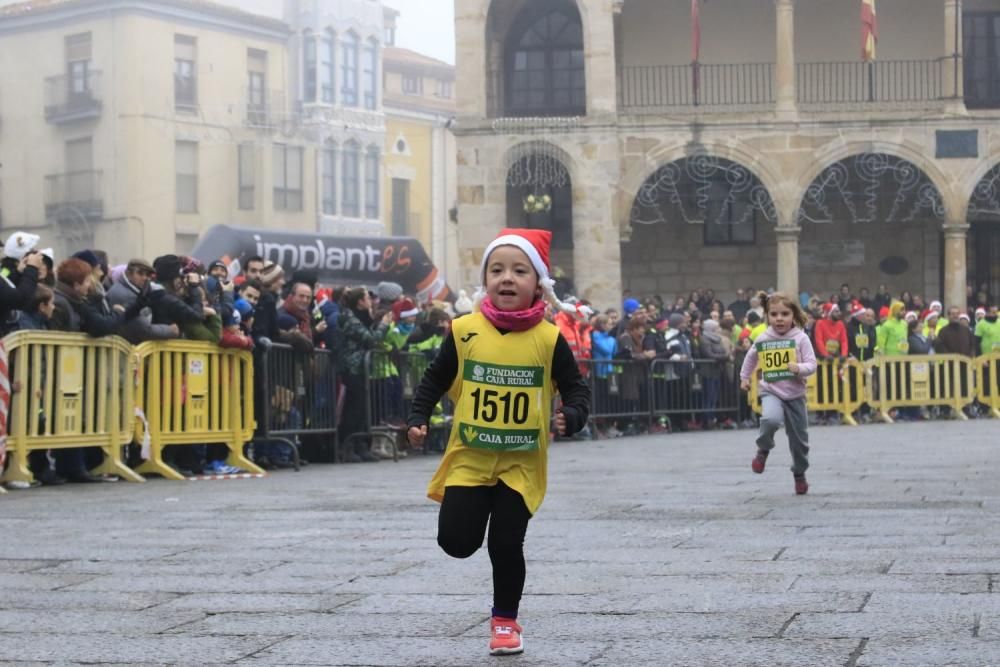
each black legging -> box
[437,481,532,615]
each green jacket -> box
[182,314,222,343]
[371,324,409,379]
[336,309,389,376]
[876,318,909,356]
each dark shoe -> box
[358,451,379,463]
[256,456,277,471]
[751,449,769,474]
[342,452,363,463]
[67,471,103,484]
[38,469,67,486]
[794,474,809,495]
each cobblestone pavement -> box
[2,420,999,666]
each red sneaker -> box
[489,616,523,656]
[751,449,769,474]
[794,474,809,495]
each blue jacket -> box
[591,330,618,378]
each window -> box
[65,32,92,96]
[303,31,317,103]
[247,48,268,121]
[341,141,360,216]
[402,74,422,95]
[385,25,395,46]
[702,182,756,246]
[365,146,380,219]
[364,38,378,109]
[436,79,453,99]
[238,143,255,210]
[174,35,197,110]
[506,2,586,116]
[321,31,335,103]
[176,141,198,213]
[341,32,359,106]
[322,143,337,215]
[272,145,303,211]
[964,12,1000,108]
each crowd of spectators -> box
[0,226,996,486]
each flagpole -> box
[691,0,700,106]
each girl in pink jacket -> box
[740,292,818,495]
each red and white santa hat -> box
[929,300,943,313]
[849,301,865,319]
[975,307,987,319]
[904,311,919,323]
[475,228,590,317]
[821,302,839,317]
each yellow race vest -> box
[427,312,558,514]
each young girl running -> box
[739,291,817,495]
[407,228,590,656]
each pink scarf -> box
[480,296,547,332]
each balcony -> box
[44,71,102,123]
[618,63,774,112]
[44,170,103,220]
[618,59,948,114]
[796,59,944,109]
[244,90,287,129]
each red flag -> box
[861,0,877,61]
[691,0,701,64]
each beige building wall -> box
[454,0,1000,311]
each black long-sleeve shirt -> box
[407,329,591,436]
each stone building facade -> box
[453,0,1000,310]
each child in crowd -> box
[407,228,590,656]
[739,291,817,495]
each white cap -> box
[3,232,40,260]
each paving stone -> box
[784,611,976,639]
[591,638,860,666]
[790,574,989,594]
[856,639,1000,666]
[0,633,278,663]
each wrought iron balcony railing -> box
[619,63,774,111]
[44,71,102,123]
[796,59,944,106]
[44,170,103,219]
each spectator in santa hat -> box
[922,310,942,343]
[847,303,876,363]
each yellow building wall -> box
[0,9,310,265]
[384,116,434,250]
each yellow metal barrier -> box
[866,354,976,423]
[749,358,865,425]
[1,331,142,485]
[132,341,261,480]
[974,352,1000,419]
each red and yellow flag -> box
[861,0,877,61]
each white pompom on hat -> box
[474,228,588,317]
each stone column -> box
[586,0,619,115]
[775,226,801,296]
[774,0,798,118]
[944,0,965,109]
[942,222,969,311]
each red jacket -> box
[813,318,848,358]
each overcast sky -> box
[385,0,455,64]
